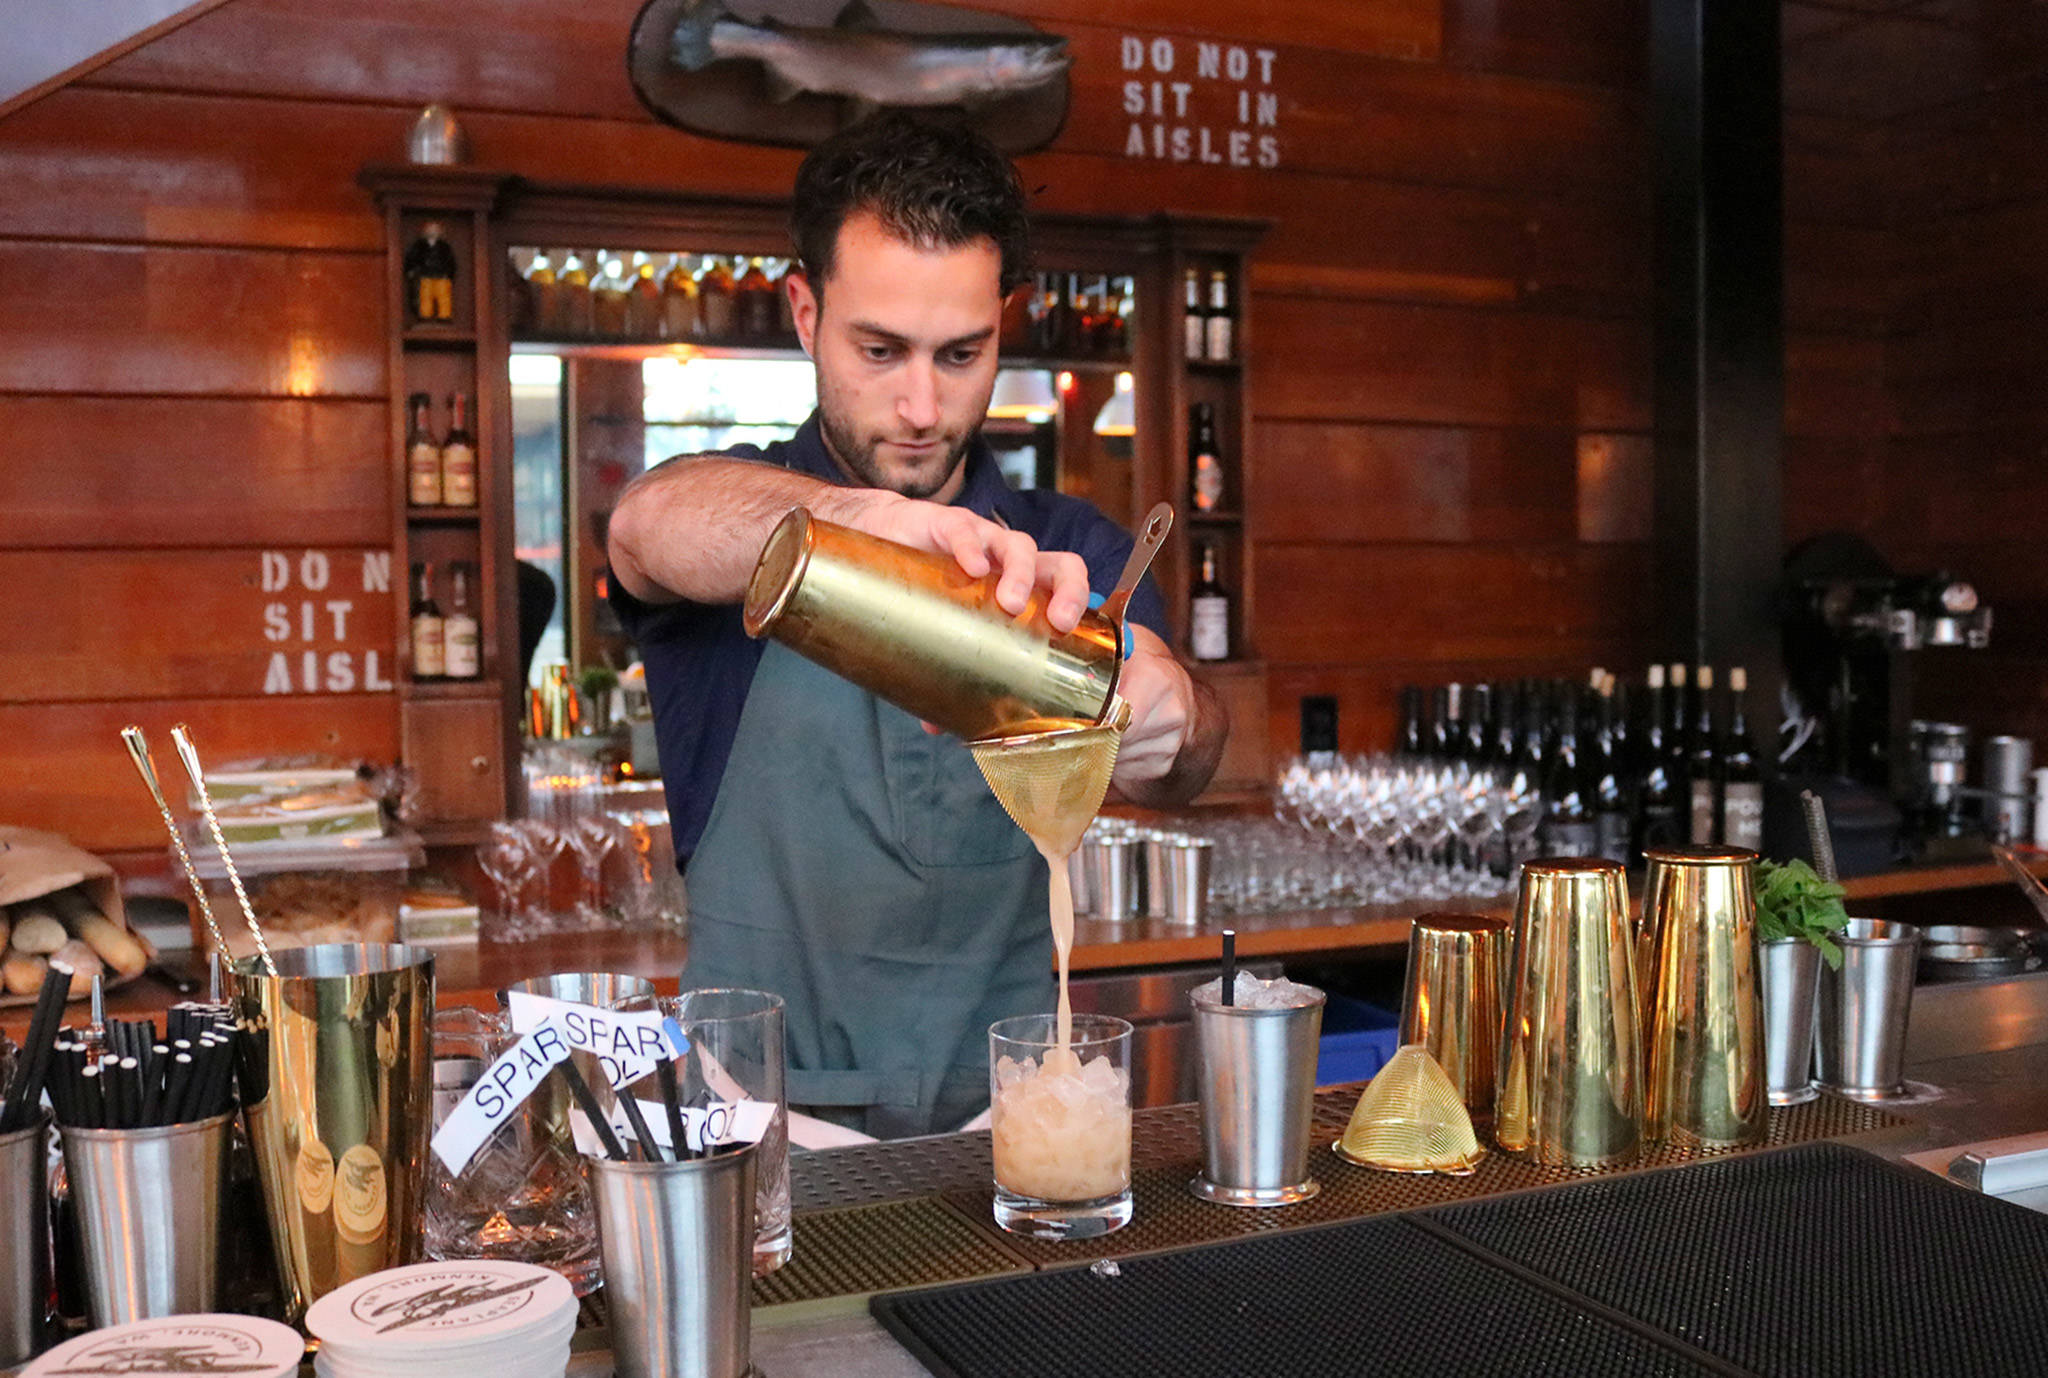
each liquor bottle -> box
[1428,686,1452,758]
[772,258,797,335]
[439,392,477,508]
[1050,274,1081,355]
[555,249,593,336]
[737,256,777,337]
[1397,686,1425,757]
[1688,665,1721,844]
[1509,685,1548,802]
[1441,684,1467,761]
[590,252,629,335]
[1667,661,1692,787]
[409,563,445,681]
[505,251,534,335]
[1205,269,1233,362]
[523,249,556,335]
[406,393,441,507]
[1494,681,1522,766]
[659,254,698,340]
[1465,683,1495,764]
[696,255,736,337]
[443,563,480,680]
[1190,542,1231,662]
[1538,688,1597,856]
[1593,675,1631,864]
[1030,273,1058,354]
[1637,664,1683,850]
[1183,267,1205,361]
[1189,403,1224,512]
[1721,666,1765,849]
[626,252,662,337]
[1107,277,1134,355]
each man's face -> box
[789,210,1003,503]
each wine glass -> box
[478,821,538,941]
[567,815,624,927]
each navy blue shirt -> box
[610,414,1169,867]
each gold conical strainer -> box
[1334,1044,1486,1175]
[969,698,1132,859]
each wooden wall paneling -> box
[1001,0,1443,61]
[1190,663,1273,796]
[0,396,387,548]
[1783,220,1893,334]
[1781,435,1890,545]
[1780,11,1980,121]
[0,241,384,395]
[1783,332,1888,439]
[1880,430,2048,548]
[1782,111,1889,228]
[1256,542,1654,665]
[0,696,398,853]
[0,88,386,248]
[1248,421,1580,545]
[1250,295,1651,430]
[0,548,397,702]
[1440,0,1647,88]
[1890,200,2048,335]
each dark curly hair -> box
[790,113,1032,302]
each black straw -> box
[1,963,73,1132]
[556,1059,629,1162]
[1220,929,1237,1006]
[656,1058,691,1161]
[615,1083,664,1164]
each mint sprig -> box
[1755,857,1851,970]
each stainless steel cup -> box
[1985,735,2034,843]
[1190,986,1325,1206]
[1639,846,1766,1149]
[1817,918,1922,1100]
[1067,848,1093,917]
[589,1143,757,1378]
[1084,832,1138,921]
[1141,830,1171,918]
[1160,838,1214,927]
[63,1111,233,1327]
[1762,937,1822,1106]
[0,1113,48,1366]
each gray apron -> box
[683,641,1054,1139]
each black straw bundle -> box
[45,1005,246,1131]
[0,964,73,1133]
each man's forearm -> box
[1117,676,1229,809]
[607,456,889,606]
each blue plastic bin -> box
[1315,994,1401,1087]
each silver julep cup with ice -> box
[1190,974,1325,1207]
[589,1142,757,1378]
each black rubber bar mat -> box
[751,1195,1031,1308]
[1420,1141,2048,1378]
[871,1212,1739,1378]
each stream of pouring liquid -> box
[1039,840,1077,1054]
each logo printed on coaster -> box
[28,1316,304,1377]
[347,1266,550,1335]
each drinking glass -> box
[567,815,623,927]
[478,821,538,941]
[988,1013,1133,1240]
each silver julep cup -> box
[590,1142,757,1378]
[1085,832,1139,921]
[1762,938,1822,1106]
[1816,919,1922,1100]
[63,1111,233,1327]
[1190,986,1325,1206]
[0,1114,48,1366]
[1985,735,2034,844]
[1161,838,1214,926]
[1142,831,1171,918]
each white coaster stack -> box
[25,1314,305,1377]
[307,1259,578,1378]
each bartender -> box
[607,113,1227,1138]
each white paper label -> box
[503,991,686,1088]
[431,1019,573,1175]
[571,1098,775,1156]
[1191,595,1229,661]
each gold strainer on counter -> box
[1334,1044,1486,1176]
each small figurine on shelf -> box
[404,221,458,322]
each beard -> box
[819,409,976,500]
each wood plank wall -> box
[0,0,1654,858]
[1783,0,2048,753]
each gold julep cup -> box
[1639,845,1767,1149]
[1399,912,1511,1127]
[1495,858,1643,1167]
[231,943,435,1324]
[743,508,1124,742]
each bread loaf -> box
[72,912,148,978]
[1,950,45,995]
[47,939,104,983]
[8,909,66,956]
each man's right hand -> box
[842,490,1091,634]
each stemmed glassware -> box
[567,815,624,925]
[479,820,539,940]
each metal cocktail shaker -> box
[742,508,1125,742]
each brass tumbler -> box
[743,507,1123,742]
[1639,846,1767,1149]
[1495,858,1642,1167]
[1398,913,1510,1126]
[232,943,435,1324]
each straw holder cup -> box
[743,508,1124,742]
[0,1114,47,1366]
[64,1111,234,1327]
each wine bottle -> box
[1190,542,1230,662]
[1721,666,1765,850]
[659,254,698,340]
[440,392,476,509]
[409,562,445,681]
[1428,686,1452,759]
[696,255,736,337]
[1205,268,1233,361]
[1688,665,1721,844]
[444,563,480,680]
[1183,267,1205,361]
[1538,688,1597,856]
[1466,682,1495,764]
[406,393,441,507]
[1593,675,1631,864]
[627,251,662,338]
[1397,686,1425,758]
[1667,661,1692,795]
[1637,664,1683,850]
[555,249,593,336]
[1493,680,1522,766]
[1189,403,1224,512]
[1442,683,1467,761]
[1509,684,1549,802]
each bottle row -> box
[409,561,482,681]
[505,249,797,343]
[1004,274,1135,359]
[1182,266,1237,364]
[406,392,476,509]
[1395,664,1767,862]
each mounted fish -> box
[629,0,1072,151]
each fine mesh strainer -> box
[969,698,1132,860]
[1334,1044,1486,1176]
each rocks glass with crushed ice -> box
[988,1013,1134,1238]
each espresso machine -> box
[1778,534,1994,859]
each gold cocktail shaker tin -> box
[1398,913,1511,1127]
[1495,857,1642,1168]
[1639,845,1767,1149]
[743,508,1123,742]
